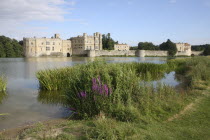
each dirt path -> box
[166,89,209,122]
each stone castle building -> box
[114,44,130,51]
[70,32,102,55]
[24,32,102,57]
[23,34,72,57]
[176,43,192,56]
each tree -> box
[203,45,210,56]
[12,39,23,57]
[138,42,159,50]
[0,36,24,58]
[102,33,118,50]
[4,42,15,57]
[0,43,6,57]
[160,39,177,56]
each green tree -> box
[138,42,159,50]
[203,45,210,56]
[0,43,6,57]
[0,36,24,58]
[5,42,15,57]
[102,33,118,50]
[160,39,177,56]
[12,39,23,57]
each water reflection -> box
[38,90,67,106]
[0,92,7,104]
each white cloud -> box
[0,0,78,40]
[0,0,76,22]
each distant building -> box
[114,44,130,51]
[23,34,71,57]
[70,32,103,55]
[176,43,192,56]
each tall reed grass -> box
[36,60,189,120]
[36,60,169,91]
[168,57,210,88]
[0,76,7,92]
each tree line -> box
[138,39,177,56]
[102,34,178,56]
[0,36,24,58]
[192,44,210,55]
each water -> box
[0,57,176,131]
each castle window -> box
[46,42,50,45]
[42,42,44,45]
[53,42,55,45]
[31,42,33,45]
[52,47,54,51]
[46,47,50,51]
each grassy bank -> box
[1,57,209,139]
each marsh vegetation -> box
[1,57,210,140]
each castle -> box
[23,32,102,57]
[23,33,201,57]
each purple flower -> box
[103,84,109,96]
[78,91,87,98]
[91,76,111,96]
[80,91,87,98]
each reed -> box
[0,76,7,92]
[36,60,169,91]
[36,60,188,120]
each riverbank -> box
[0,88,209,139]
[0,57,210,139]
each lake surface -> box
[0,57,177,131]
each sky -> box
[0,0,210,46]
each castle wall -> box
[145,50,168,56]
[91,50,168,57]
[95,50,136,56]
[191,51,203,56]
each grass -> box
[0,76,6,92]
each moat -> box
[0,57,179,131]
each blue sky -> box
[0,0,210,45]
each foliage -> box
[0,36,23,58]
[37,60,187,121]
[0,76,7,92]
[192,44,210,51]
[102,33,118,50]
[36,61,169,91]
[160,39,177,56]
[129,46,138,50]
[173,57,210,87]
[203,45,210,56]
[138,42,159,50]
